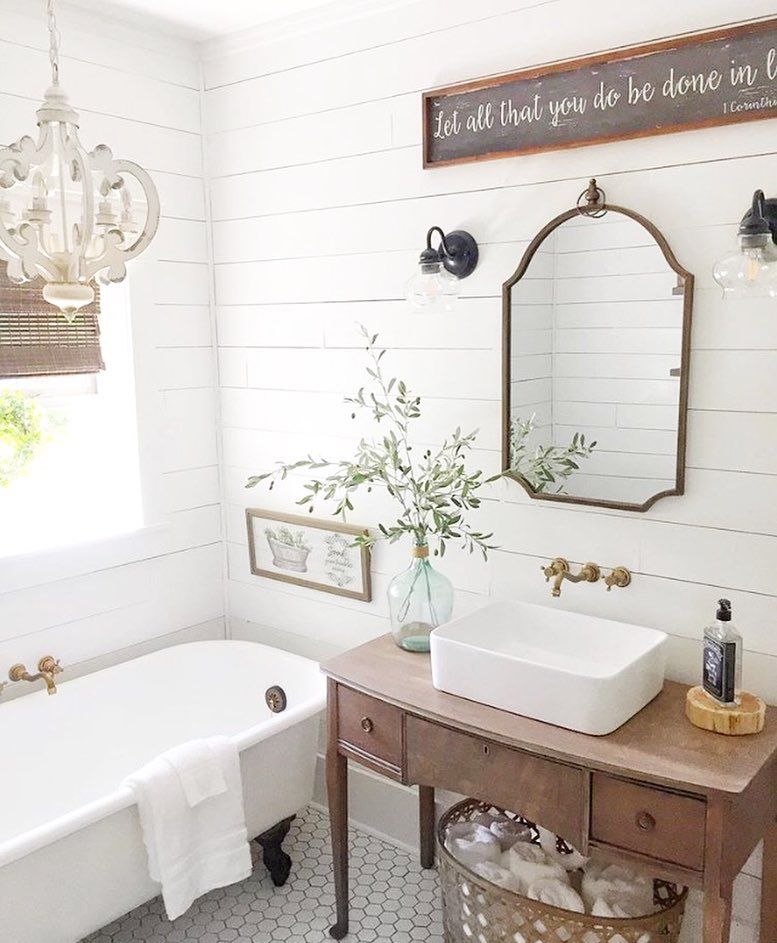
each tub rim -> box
[0,639,326,870]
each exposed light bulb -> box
[405,262,460,312]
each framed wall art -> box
[246,509,372,602]
[423,18,777,167]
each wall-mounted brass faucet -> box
[541,557,600,597]
[8,656,63,695]
[541,558,631,597]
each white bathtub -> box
[0,640,326,943]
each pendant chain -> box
[46,0,61,86]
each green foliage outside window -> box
[0,391,47,487]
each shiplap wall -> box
[203,1,777,937]
[0,0,224,678]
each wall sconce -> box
[405,226,478,312]
[713,190,777,298]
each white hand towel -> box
[123,736,252,920]
[165,740,227,807]
[527,877,585,913]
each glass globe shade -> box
[405,263,460,312]
[713,243,777,298]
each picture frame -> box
[246,508,372,602]
[422,18,777,168]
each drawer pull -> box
[360,717,374,733]
[636,811,656,832]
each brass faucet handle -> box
[604,566,632,591]
[541,557,569,581]
[580,563,601,583]
[9,663,28,683]
[38,656,62,675]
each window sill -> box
[0,520,173,595]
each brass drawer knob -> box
[636,811,656,832]
[360,717,374,733]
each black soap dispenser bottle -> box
[702,599,743,706]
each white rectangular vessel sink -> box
[430,601,667,736]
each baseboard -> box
[311,753,425,855]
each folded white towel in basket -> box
[582,860,654,918]
[473,812,533,852]
[501,842,569,895]
[123,736,252,920]
[445,823,502,869]
[527,876,585,913]
[471,860,521,892]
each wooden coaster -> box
[686,685,766,736]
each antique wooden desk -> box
[322,635,777,943]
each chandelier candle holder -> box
[0,0,160,320]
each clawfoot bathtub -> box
[0,640,326,943]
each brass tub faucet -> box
[9,656,63,695]
[541,557,601,597]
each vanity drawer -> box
[590,773,706,871]
[336,686,403,777]
[405,715,587,848]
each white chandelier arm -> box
[83,155,160,282]
[0,222,60,282]
[60,124,95,279]
[0,136,40,189]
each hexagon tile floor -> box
[82,805,444,943]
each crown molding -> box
[199,0,419,60]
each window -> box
[0,278,143,558]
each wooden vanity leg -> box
[703,799,734,943]
[703,886,733,943]
[761,817,777,943]
[419,785,435,869]
[327,683,349,940]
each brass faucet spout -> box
[541,558,600,597]
[8,656,63,695]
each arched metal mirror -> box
[502,180,693,512]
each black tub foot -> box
[255,815,295,887]
[329,921,348,939]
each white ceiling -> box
[69,0,342,40]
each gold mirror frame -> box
[502,189,694,513]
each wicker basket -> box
[438,799,687,943]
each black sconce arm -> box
[422,226,479,279]
[739,189,777,246]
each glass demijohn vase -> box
[388,542,453,653]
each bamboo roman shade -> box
[0,268,104,378]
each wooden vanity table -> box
[323,635,777,943]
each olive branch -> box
[247,326,496,559]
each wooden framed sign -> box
[423,19,777,167]
[246,508,372,602]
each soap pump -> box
[702,598,742,706]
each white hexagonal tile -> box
[80,806,444,943]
